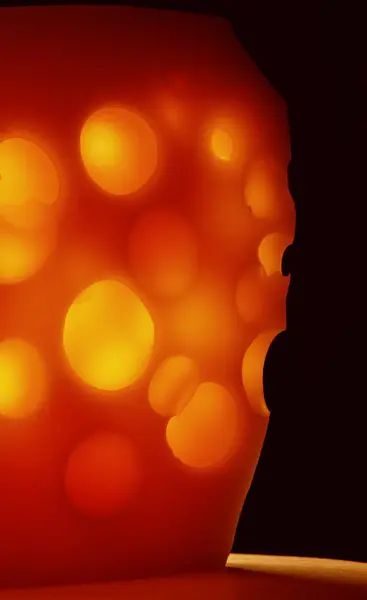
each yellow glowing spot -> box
[258,232,292,276]
[128,209,198,298]
[80,105,158,196]
[149,355,199,417]
[0,137,59,229]
[63,279,155,391]
[211,128,234,161]
[242,330,281,417]
[0,222,56,284]
[166,382,239,468]
[0,338,47,419]
[65,433,140,518]
[244,158,287,221]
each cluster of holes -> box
[0,103,294,517]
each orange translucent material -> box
[242,330,283,417]
[128,208,198,298]
[80,106,158,196]
[0,4,294,589]
[211,128,234,162]
[166,382,240,468]
[64,432,141,518]
[63,279,155,391]
[149,355,199,417]
[258,232,293,276]
[0,138,59,283]
[0,338,47,418]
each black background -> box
[2,0,366,564]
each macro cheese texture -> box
[0,4,294,589]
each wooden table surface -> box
[0,554,366,599]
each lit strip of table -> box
[0,554,366,599]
